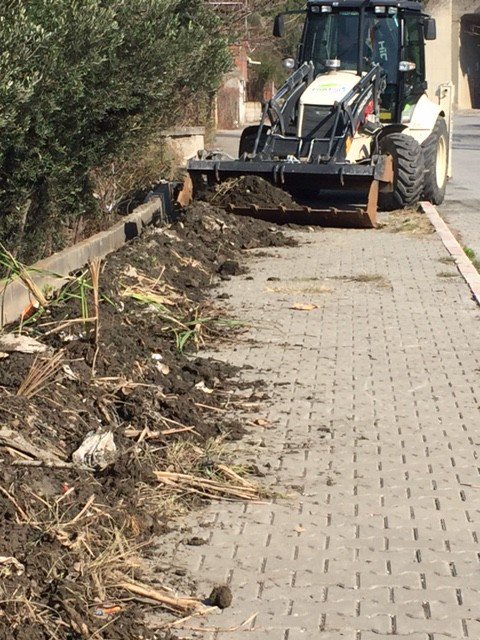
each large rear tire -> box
[239,125,270,156]
[422,117,448,205]
[378,133,424,211]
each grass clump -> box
[464,247,480,272]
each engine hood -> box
[300,71,360,107]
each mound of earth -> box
[208,176,302,210]
[0,203,293,639]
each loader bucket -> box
[187,154,393,229]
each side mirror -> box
[424,18,437,41]
[273,14,285,38]
[282,57,295,71]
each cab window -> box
[403,14,426,100]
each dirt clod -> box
[207,585,233,609]
[218,259,242,276]
[185,536,208,546]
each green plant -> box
[174,314,244,353]
[0,0,230,262]
[0,245,50,306]
[463,247,480,272]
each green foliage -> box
[0,0,230,262]
[464,247,480,272]
[244,0,305,98]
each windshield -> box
[301,10,400,80]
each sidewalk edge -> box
[421,200,480,306]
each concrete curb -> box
[421,200,480,305]
[0,198,165,328]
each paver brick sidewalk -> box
[165,219,480,639]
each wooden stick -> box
[154,471,260,500]
[4,446,32,460]
[0,427,66,465]
[0,486,32,523]
[194,402,227,413]
[216,464,256,489]
[124,426,195,439]
[119,581,202,613]
[13,460,73,469]
[159,606,217,630]
[64,494,96,527]
[41,317,98,335]
[160,416,193,429]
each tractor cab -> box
[277,0,436,125]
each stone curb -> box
[0,197,165,329]
[421,200,480,305]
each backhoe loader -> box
[187,0,452,228]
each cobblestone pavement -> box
[440,112,480,257]
[165,219,480,639]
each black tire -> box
[422,117,448,205]
[238,125,270,156]
[378,133,425,211]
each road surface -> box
[441,112,480,257]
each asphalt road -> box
[214,129,241,158]
[441,112,480,257]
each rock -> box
[0,334,49,354]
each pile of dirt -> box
[207,176,302,210]
[0,202,292,639]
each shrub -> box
[0,0,230,263]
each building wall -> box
[427,0,480,109]
[453,1,480,109]
[425,0,453,103]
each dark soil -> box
[207,176,302,210]
[0,201,294,639]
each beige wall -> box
[425,0,453,103]
[426,0,480,109]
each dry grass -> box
[121,263,243,353]
[266,282,332,295]
[136,439,267,518]
[378,208,434,235]
[89,258,102,373]
[16,351,64,399]
[346,274,392,289]
[90,138,183,217]
[154,468,262,502]
[1,421,266,636]
[438,256,456,265]
[348,274,385,283]
[208,177,243,203]
[171,249,209,275]
[161,439,263,498]
[0,487,144,638]
[121,265,183,310]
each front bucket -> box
[224,203,377,229]
[186,155,393,229]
